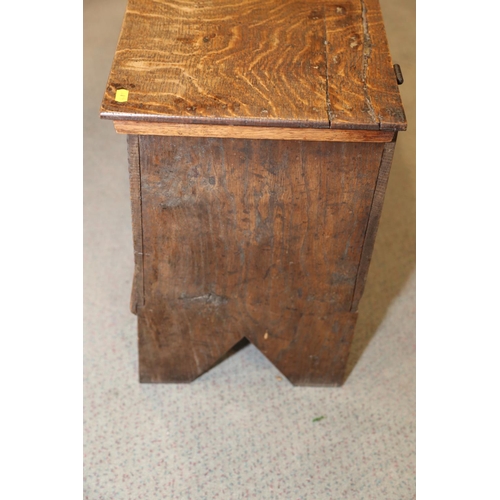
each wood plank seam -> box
[360,0,377,123]
[322,4,334,127]
[349,135,397,312]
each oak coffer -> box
[100,0,406,386]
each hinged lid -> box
[100,0,406,131]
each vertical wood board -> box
[136,136,385,384]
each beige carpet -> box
[84,0,415,497]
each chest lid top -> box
[100,0,406,131]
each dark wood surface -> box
[127,136,144,314]
[132,135,386,385]
[101,0,406,132]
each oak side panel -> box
[127,135,144,314]
[350,135,396,311]
[137,136,384,384]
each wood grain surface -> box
[101,0,329,128]
[101,0,406,131]
[324,0,406,130]
[114,121,395,142]
[134,135,386,385]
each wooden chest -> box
[100,0,406,386]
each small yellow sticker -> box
[115,89,129,102]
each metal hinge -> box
[393,64,404,85]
